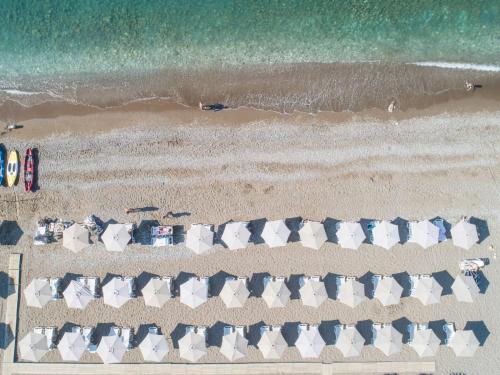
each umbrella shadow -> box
[247,321,266,347]
[319,319,340,345]
[392,317,411,343]
[282,322,300,347]
[210,271,235,296]
[208,321,228,347]
[0,221,23,245]
[323,217,340,244]
[464,321,490,346]
[215,221,232,247]
[393,272,411,297]
[135,323,159,345]
[323,272,340,300]
[285,217,302,243]
[170,324,190,349]
[356,320,374,345]
[174,272,197,295]
[95,323,119,341]
[59,322,81,337]
[136,272,160,296]
[432,270,454,296]
[0,323,13,349]
[0,272,15,299]
[249,218,267,245]
[62,273,85,290]
[288,274,305,300]
[102,272,122,286]
[469,217,489,244]
[477,271,489,294]
[249,272,271,297]
[358,271,375,299]
[428,319,447,344]
[359,218,376,244]
[392,217,409,244]
[136,220,160,245]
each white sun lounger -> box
[71,325,82,334]
[371,323,383,344]
[297,323,309,334]
[185,326,195,334]
[123,276,136,298]
[49,278,62,300]
[148,326,159,335]
[161,276,173,297]
[223,325,234,336]
[121,327,134,350]
[109,326,121,337]
[443,323,456,345]
[260,325,270,336]
[371,275,382,297]
[200,276,210,296]
[432,218,446,241]
[44,326,57,350]
[197,326,208,341]
[271,325,282,333]
[235,325,246,337]
[82,326,97,353]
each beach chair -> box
[443,323,456,345]
[109,326,121,337]
[334,324,342,342]
[275,276,286,282]
[407,221,416,242]
[200,276,210,297]
[298,276,309,288]
[335,222,342,231]
[417,323,428,331]
[367,221,378,243]
[432,218,447,242]
[459,259,485,282]
[162,276,174,298]
[223,326,234,336]
[197,326,208,341]
[409,274,419,296]
[371,323,382,344]
[185,326,195,335]
[237,276,248,288]
[335,276,347,298]
[309,324,319,332]
[82,327,94,347]
[371,275,382,297]
[297,323,309,335]
[44,326,57,350]
[121,327,134,350]
[148,326,159,335]
[225,276,236,282]
[271,325,282,333]
[311,275,321,282]
[86,277,100,298]
[49,277,62,300]
[407,323,417,343]
[71,325,82,334]
[235,326,246,338]
[123,276,136,298]
[260,325,271,336]
[263,276,272,289]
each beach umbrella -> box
[180,277,208,309]
[221,222,251,250]
[219,278,250,308]
[139,333,169,362]
[337,222,366,250]
[24,278,52,308]
[337,278,366,308]
[186,224,214,255]
[372,221,400,250]
[262,278,291,308]
[97,335,127,364]
[101,224,131,252]
[451,219,478,250]
[448,330,480,357]
[374,277,403,306]
[412,220,439,249]
[63,280,93,309]
[373,325,403,356]
[178,332,207,362]
[63,224,90,253]
[295,328,326,358]
[19,332,48,362]
[452,274,479,303]
[220,331,248,361]
[409,329,440,357]
[299,221,327,250]
[411,277,442,305]
[58,331,86,361]
[299,278,328,308]
[335,326,365,357]
[102,277,130,308]
[258,330,287,359]
[261,220,291,248]
[142,278,171,308]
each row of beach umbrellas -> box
[19,322,480,363]
[62,218,479,254]
[25,271,480,311]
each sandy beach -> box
[0,94,499,374]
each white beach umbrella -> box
[409,329,440,357]
[337,222,366,250]
[220,332,248,361]
[262,278,291,308]
[186,224,214,255]
[19,332,48,362]
[372,221,400,250]
[101,224,131,252]
[337,278,366,308]
[299,221,327,250]
[24,278,52,308]
[219,279,250,308]
[142,278,171,308]
[451,219,478,250]
[452,274,479,303]
[374,277,403,306]
[178,332,207,362]
[335,326,365,357]
[63,280,93,309]
[97,335,127,364]
[139,333,169,362]
[373,325,403,356]
[299,279,328,308]
[63,224,90,253]
[261,220,291,248]
[412,220,439,249]
[102,277,130,308]
[258,330,287,359]
[180,277,208,309]
[295,328,326,358]
[221,222,251,250]
[411,277,442,305]
[448,330,480,357]
[58,331,86,361]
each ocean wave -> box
[1,89,45,96]
[409,62,500,72]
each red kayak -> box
[24,148,34,192]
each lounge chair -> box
[371,275,382,297]
[148,326,159,335]
[124,276,136,298]
[407,323,417,343]
[87,277,100,298]
[44,326,57,350]
[200,276,210,297]
[260,325,271,336]
[276,276,286,282]
[235,326,246,337]
[297,323,309,334]
[237,276,248,288]
[223,325,234,336]
[409,274,419,295]
[298,276,310,288]
[185,326,195,334]
[367,221,378,243]
[121,327,134,350]
[335,222,342,231]
[82,327,97,353]
[443,323,456,345]
[432,218,446,242]
[334,324,342,342]
[109,326,121,337]
[417,323,428,330]
[263,276,272,289]
[271,325,282,333]
[71,326,82,334]
[225,276,236,282]
[162,276,173,297]
[336,276,347,298]
[49,278,62,300]
[311,275,321,282]
[371,323,382,344]
[407,221,416,242]
[197,326,208,341]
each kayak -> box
[24,147,34,192]
[0,147,4,186]
[6,150,19,187]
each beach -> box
[0,94,499,374]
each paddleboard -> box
[0,147,4,186]
[6,150,19,187]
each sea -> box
[1,0,500,112]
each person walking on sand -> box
[199,101,226,112]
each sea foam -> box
[410,62,500,72]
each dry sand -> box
[0,102,499,374]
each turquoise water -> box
[1,0,500,78]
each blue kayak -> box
[0,147,4,186]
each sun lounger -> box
[71,325,82,334]
[197,326,208,341]
[225,276,236,282]
[297,323,309,334]
[335,222,342,231]
[271,325,282,332]
[223,326,234,336]
[260,325,271,336]
[443,322,456,344]
[82,326,97,353]
[335,276,347,298]
[161,276,173,297]
[148,326,159,335]
[371,323,382,344]
[409,274,419,295]
[86,277,100,298]
[311,275,321,282]
[235,326,246,337]
[185,326,195,334]
[407,323,417,343]
[334,324,342,341]
[276,276,286,282]
[109,326,121,337]
[237,276,248,287]
[263,276,272,289]
[367,221,378,243]
[44,326,57,350]
[371,275,382,297]
[123,276,136,298]
[432,218,446,241]
[49,277,62,300]
[299,276,309,288]
[200,276,210,296]
[121,327,134,350]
